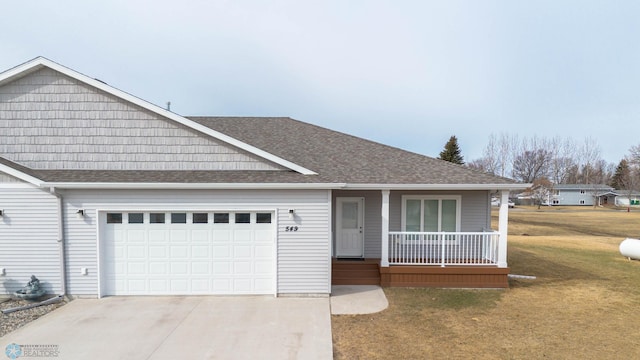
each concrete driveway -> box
[0,296,332,359]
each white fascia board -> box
[342,183,532,191]
[41,182,346,190]
[38,180,531,191]
[0,164,43,186]
[0,59,47,86]
[0,57,317,176]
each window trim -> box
[401,195,462,232]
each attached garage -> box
[99,211,275,296]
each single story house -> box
[0,57,527,298]
[611,191,640,207]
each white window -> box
[401,195,461,232]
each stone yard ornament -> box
[13,275,46,300]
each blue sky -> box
[1,1,638,164]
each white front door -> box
[336,197,364,257]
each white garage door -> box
[101,211,275,295]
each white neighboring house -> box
[0,57,528,298]
[491,197,515,208]
[611,191,640,207]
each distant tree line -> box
[437,133,640,199]
[435,133,640,208]
[466,134,616,186]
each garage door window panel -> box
[235,213,251,224]
[193,213,208,224]
[171,213,187,224]
[150,213,165,224]
[128,213,144,224]
[107,213,123,224]
[214,213,229,223]
[256,213,272,223]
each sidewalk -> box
[330,285,388,315]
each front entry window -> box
[341,202,359,229]
[402,196,461,232]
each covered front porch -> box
[331,189,513,288]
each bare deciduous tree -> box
[578,137,602,185]
[470,134,613,186]
[511,136,552,183]
[548,136,577,184]
[530,177,553,209]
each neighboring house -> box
[549,184,614,206]
[0,57,527,298]
[611,191,640,207]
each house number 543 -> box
[285,226,299,232]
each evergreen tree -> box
[610,159,630,189]
[439,135,465,165]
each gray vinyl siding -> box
[0,185,61,295]
[555,189,595,206]
[61,189,331,296]
[0,68,283,171]
[332,190,491,259]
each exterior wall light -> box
[288,209,295,219]
[76,209,85,218]
[0,209,3,217]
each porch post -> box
[498,190,510,268]
[381,190,390,267]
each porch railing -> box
[388,231,500,266]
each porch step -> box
[332,260,381,286]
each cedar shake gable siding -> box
[0,67,285,172]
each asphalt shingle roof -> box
[2,116,519,186]
[188,117,518,185]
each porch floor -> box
[332,258,510,288]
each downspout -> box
[49,187,67,296]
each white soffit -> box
[0,57,317,176]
